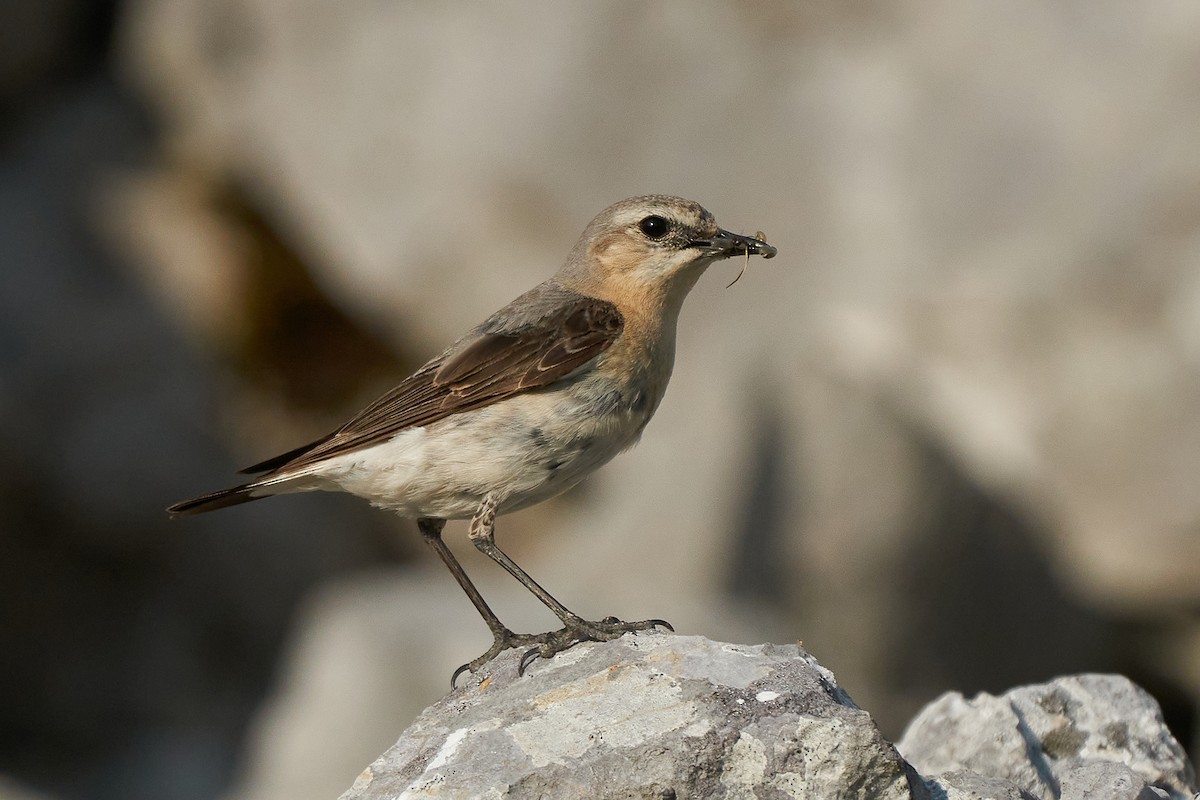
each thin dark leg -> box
[465,496,584,624]
[418,516,573,686]
[466,495,672,670]
[418,517,509,637]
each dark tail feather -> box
[238,436,328,474]
[168,483,266,516]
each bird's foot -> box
[451,627,553,687]
[450,617,673,686]
[517,615,673,675]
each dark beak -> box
[689,228,777,260]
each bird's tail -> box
[168,466,322,516]
[167,483,267,516]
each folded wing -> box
[241,293,624,477]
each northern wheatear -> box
[170,195,776,681]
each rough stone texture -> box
[1057,762,1173,800]
[339,638,1200,800]
[924,770,1036,800]
[899,675,1198,800]
[340,634,924,800]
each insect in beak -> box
[726,231,768,289]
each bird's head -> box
[558,195,776,307]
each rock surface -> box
[341,634,924,800]
[339,636,1198,800]
[900,675,1198,800]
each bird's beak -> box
[689,229,777,260]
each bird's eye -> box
[638,215,670,240]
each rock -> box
[898,674,1198,800]
[923,769,1037,800]
[1057,761,1171,800]
[341,640,1200,799]
[340,634,926,800]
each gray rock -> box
[340,634,925,800]
[1057,761,1168,800]
[925,770,1037,800]
[899,675,1198,800]
[341,638,1200,800]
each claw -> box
[518,646,542,676]
[649,618,674,632]
[448,626,543,686]
[450,661,473,689]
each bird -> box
[169,195,777,682]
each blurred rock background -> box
[1,2,1198,799]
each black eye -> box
[638,215,670,240]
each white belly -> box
[303,382,654,519]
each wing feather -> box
[244,293,623,476]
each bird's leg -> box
[467,494,672,669]
[417,517,548,686]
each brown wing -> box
[247,295,623,476]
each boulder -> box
[899,675,1198,800]
[341,634,924,800]
[340,636,1199,799]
